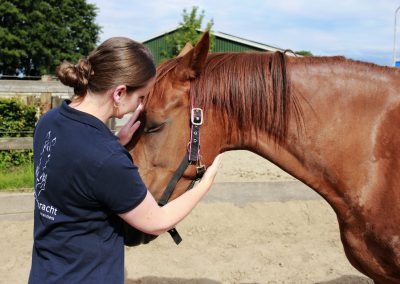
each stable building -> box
[142,26,289,65]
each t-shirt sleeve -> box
[92,152,148,214]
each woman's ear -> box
[113,85,127,103]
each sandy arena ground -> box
[0,150,373,284]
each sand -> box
[0,151,373,284]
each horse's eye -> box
[143,122,166,134]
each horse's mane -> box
[193,52,303,145]
[151,51,304,145]
[150,53,399,146]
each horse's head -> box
[129,32,221,203]
[124,33,302,245]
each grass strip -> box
[0,163,34,192]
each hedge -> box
[0,98,37,169]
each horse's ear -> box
[177,42,193,57]
[176,32,209,80]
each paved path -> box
[0,181,320,220]
[204,181,320,206]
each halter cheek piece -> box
[157,101,206,245]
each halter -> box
[157,93,206,245]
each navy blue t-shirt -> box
[28,100,147,284]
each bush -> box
[0,98,37,137]
[0,98,37,169]
[0,150,33,169]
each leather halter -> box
[157,97,206,245]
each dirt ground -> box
[0,151,373,284]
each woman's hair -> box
[56,37,156,98]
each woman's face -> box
[117,77,156,118]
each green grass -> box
[0,162,34,192]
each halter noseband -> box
[157,96,206,245]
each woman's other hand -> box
[117,104,142,146]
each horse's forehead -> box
[152,76,189,99]
[156,73,186,87]
[146,82,184,110]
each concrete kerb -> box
[204,181,321,206]
[0,192,34,221]
[0,181,321,220]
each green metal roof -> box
[142,27,288,65]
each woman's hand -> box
[201,153,224,186]
[117,104,142,146]
[119,153,224,235]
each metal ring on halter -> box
[191,108,203,125]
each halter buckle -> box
[196,165,206,179]
[191,108,203,126]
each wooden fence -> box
[0,138,33,150]
[0,79,120,137]
[0,79,66,151]
[0,78,73,115]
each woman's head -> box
[56,37,156,100]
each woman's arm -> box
[119,154,223,235]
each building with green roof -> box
[142,27,292,65]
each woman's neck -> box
[69,92,113,123]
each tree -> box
[295,50,313,57]
[161,6,214,60]
[0,0,101,77]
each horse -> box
[127,32,400,283]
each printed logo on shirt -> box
[34,131,59,221]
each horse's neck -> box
[228,60,400,213]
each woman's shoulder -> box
[88,134,132,164]
[101,138,133,162]
[35,106,61,128]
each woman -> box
[28,37,222,284]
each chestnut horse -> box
[128,32,400,283]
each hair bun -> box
[56,59,92,97]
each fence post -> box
[40,92,52,117]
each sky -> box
[87,0,400,66]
